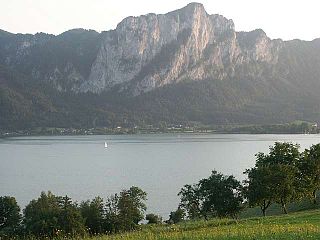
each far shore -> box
[1,125,319,139]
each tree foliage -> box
[117,186,147,226]
[0,196,21,237]
[146,213,162,224]
[244,166,274,216]
[299,144,320,203]
[23,192,85,237]
[245,142,306,215]
[168,208,185,224]
[179,171,244,219]
[80,197,105,234]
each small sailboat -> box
[104,142,108,148]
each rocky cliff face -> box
[79,3,282,95]
[0,3,284,95]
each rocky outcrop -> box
[0,3,284,95]
[80,3,282,95]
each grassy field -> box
[240,197,320,219]
[85,209,320,240]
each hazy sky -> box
[0,0,319,41]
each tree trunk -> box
[281,200,288,214]
[260,200,271,217]
[202,212,208,221]
[262,208,266,217]
[283,205,288,214]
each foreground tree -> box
[58,196,85,235]
[199,171,244,218]
[0,196,21,237]
[245,142,302,215]
[117,186,147,229]
[23,192,85,237]
[244,166,275,216]
[105,186,147,232]
[178,184,203,219]
[80,197,105,234]
[272,164,298,214]
[105,194,121,233]
[255,142,300,166]
[299,144,320,203]
[179,171,244,219]
[23,192,61,236]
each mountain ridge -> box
[0,2,320,130]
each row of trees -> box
[177,142,320,219]
[178,171,243,219]
[0,186,148,238]
[245,142,320,216]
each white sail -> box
[104,142,108,148]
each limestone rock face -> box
[0,3,283,96]
[80,3,282,95]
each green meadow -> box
[83,209,320,240]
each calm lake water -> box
[1,134,320,218]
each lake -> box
[0,134,319,218]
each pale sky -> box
[0,0,319,41]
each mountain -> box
[1,3,320,130]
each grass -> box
[240,197,320,218]
[83,209,320,240]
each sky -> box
[0,0,319,41]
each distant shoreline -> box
[1,130,319,139]
[1,121,319,139]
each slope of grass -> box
[240,197,320,218]
[88,209,320,240]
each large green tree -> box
[199,171,244,218]
[244,166,275,216]
[271,164,298,214]
[23,192,85,237]
[255,142,300,166]
[23,191,61,237]
[299,144,320,203]
[80,197,105,234]
[246,142,302,214]
[117,186,147,228]
[0,196,21,237]
[105,186,147,233]
[179,171,244,219]
[178,184,203,219]
[58,196,85,235]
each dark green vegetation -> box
[0,196,21,237]
[1,120,319,139]
[146,214,163,224]
[1,28,320,131]
[178,171,244,220]
[92,210,320,239]
[177,142,320,222]
[0,187,147,239]
[223,121,319,134]
[23,193,86,237]
[244,142,320,217]
[2,142,320,239]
